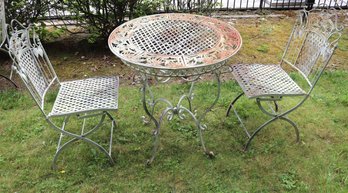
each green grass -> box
[0,70,348,192]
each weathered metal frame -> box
[226,9,342,150]
[0,0,18,89]
[109,13,242,164]
[8,23,119,169]
[0,0,6,50]
[142,70,222,165]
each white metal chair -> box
[8,23,119,169]
[0,0,18,89]
[226,9,343,150]
[0,0,6,50]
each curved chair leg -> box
[52,137,79,170]
[226,92,244,117]
[51,112,116,170]
[0,73,18,89]
[244,116,301,151]
[243,96,305,150]
[105,112,117,156]
[52,136,115,170]
[244,117,277,151]
[279,117,300,143]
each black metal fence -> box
[165,0,347,11]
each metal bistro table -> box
[108,13,242,164]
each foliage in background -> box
[134,0,164,17]
[163,0,219,13]
[3,0,65,42]
[3,0,163,42]
[54,0,219,42]
[4,0,48,24]
[34,23,66,42]
[3,0,219,43]
[50,0,165,43]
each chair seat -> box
[231,64,306,99]
[49,76,119,117]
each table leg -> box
[141,71,221,165]
[196,71,221,158]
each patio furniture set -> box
[0,1,343,169]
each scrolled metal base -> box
[142,71,221,165]
[49,111,116,170]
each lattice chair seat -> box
[231,64,306,99]
[49,77,119,117]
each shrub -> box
[52,0,164,43]
[3,0,219,43]
[4,0,48,25]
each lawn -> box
[0,12,348,192]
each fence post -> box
[259,0,264,10]
[305,0,315,10]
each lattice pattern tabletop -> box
[108,13,242,77]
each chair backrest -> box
[0,0,6,48]
[9,25,59,111]
[281,9,342,90]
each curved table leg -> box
[146,107,172,165]
[196,71,221,158]
[141,70,222,164]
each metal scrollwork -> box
[109,13,242,164]
[141,70,221,164]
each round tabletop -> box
[108,13,242,77]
